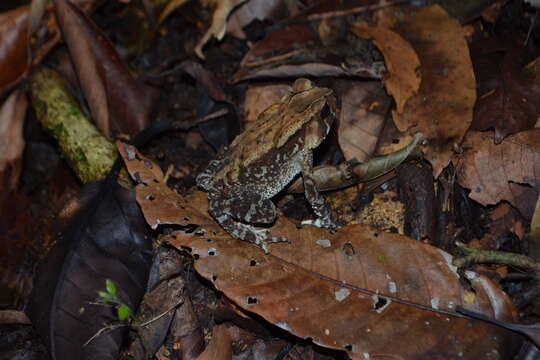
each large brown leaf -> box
[0,6,29,92]
[376,5,476,177]
[119,144,521,360]
[456,129,540,218]
[53,0,157,137]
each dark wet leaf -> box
[27,171,153,360]
[472,44,540,143]
[0,6,29,92]
[53,0,158,137]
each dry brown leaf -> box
[53,0,157,137]
[0,89,27,192]
[376,5,476,177]
[456,129,540,218]
[352,22,420,114]
[196,325,232,360]
[0,6,29,92]
[336,80,390,163]
[195,0,248,59]
[120,148,520,360]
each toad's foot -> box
[301,214,337,230]
[247,226,289,253]
[214,214,289,253]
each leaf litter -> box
[4,0,540,359]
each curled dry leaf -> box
[352,22,420,114]
[53,0,157,137]
[120,148,520,359]
[0,6,29,92]
[457,129,540,219]
[195,0,248,59]
[376,5,476,177]
[226,0,284,39]
[233,23,384,82]
[0,89,27,192]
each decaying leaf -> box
[376,5,476,177]
[27,166,154,360]
[0,5,29,92]
[53,0,157,137]
[120,147,520,360]
[457,129,540,218]
[352,22,420,113]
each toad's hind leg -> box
[208,198,288,253]
[301,151,336,228]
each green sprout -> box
[97,279,133,321]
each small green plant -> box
[97,279,132,321]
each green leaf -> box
[97,291,111,303]
[117,305,130,321]
[106,279,117,295]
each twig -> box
[171,108,229,131]
[138,297,185,328]
[453,242,540,274]
[84,323,127,347]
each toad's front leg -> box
[301,151,336,229]
[208,196,288,253]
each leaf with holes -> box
[119,146,521,360]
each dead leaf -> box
[120,149,520,359]
[226,0,284,39]
[0,6,29,92]
[377,5,476,177]
[53,0,157,137]
[28,165,154,360]
[456,129,540,218]
[352,22,420,113]
[233,23,384,82]
[335,80,390,163]
[196,324,232,360]
[472,45,540,144]
[0,89,27,192]
[195,0,248,59]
